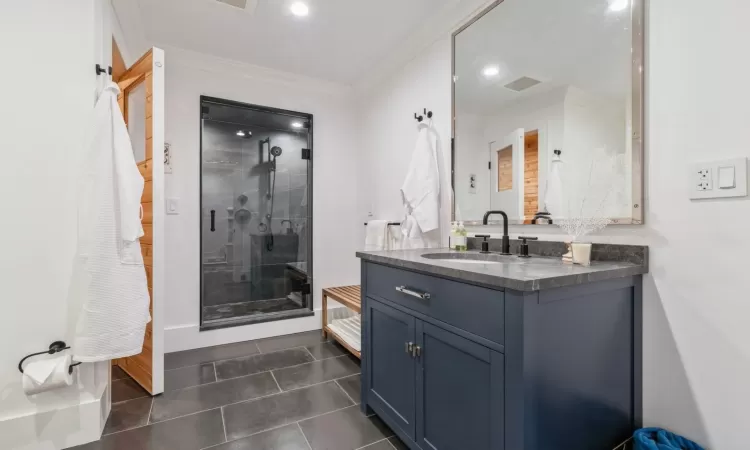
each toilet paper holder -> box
[18,341,82,375]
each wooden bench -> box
[322,285,361,359]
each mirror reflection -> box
[453,0,642,225]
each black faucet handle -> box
[476,235,491,253]
[517,236,537,258]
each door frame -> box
[113,47,166,395]
[198,96,314,329]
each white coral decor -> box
[554,152,620,240]
[555,217,611,242]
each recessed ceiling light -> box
[290,2,309,17]
[482,65,500,78]
[236,130,246,137]
[291,122,303,129]
[608,0,628,12]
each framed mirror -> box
[452,0,644,225]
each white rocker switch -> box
[718,166,736,189]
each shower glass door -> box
[200,97,313,330]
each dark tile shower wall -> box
[201,119,310,313]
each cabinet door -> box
[416,321,504,450]
[366,299,417,440]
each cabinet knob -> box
[405,342,414,354]
[413,345,421,358]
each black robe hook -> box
[96,64,112,76]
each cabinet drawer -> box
[365,263,504,345]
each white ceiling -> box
[122,0,461,84]
[455,0,633,115]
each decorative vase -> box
[562,241,573,264]
[571,242,593,266]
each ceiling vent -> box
[504,77,542,92]
[215,0,257,13]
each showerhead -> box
[270,146,283,158]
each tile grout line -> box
[269,370,283,393]
[220,406,228,444]
[213,362,218,382]
[388,438,398,449]
[303,346,318,360]
[101,396,156,438]
[210,401,360,448]
[168,343,325,374]
[297,422,314,450]
[334,379,357,405]
[148,373,360,428]
[355,437,390,450]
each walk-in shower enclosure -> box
[200,97,313,330]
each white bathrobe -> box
[401,124,440,233]
[71,82,151,362]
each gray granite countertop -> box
[356,248,648,292]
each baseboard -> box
[165,309,325,353]
[0,391,106,450]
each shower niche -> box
[200,97,313,330]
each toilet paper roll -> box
[22,354,74,395]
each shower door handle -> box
[210,210,216,232]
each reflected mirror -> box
[452,0,643,225]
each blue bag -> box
[633,428,705,450]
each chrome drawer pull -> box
[395,286,431,300]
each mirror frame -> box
[451,0,645,226]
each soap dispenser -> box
[457,222,468,251]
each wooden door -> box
[416,321,504,450]
[523,131,540,223]
[113,47,165,395]
[366,299,417,441]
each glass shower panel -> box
[200,98,312,329]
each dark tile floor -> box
[70,331,407,450]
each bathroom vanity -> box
[357,248,647,450]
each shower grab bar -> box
[210,210,216,232]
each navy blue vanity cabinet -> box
[416,321,504,450]
[360,260,642,450]
[366,298,418,440]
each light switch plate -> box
[689,157,747,200]
[166,198,180,215]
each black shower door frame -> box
[198,95,314,329]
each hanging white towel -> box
[71,81,151,362]
[401,215,429,249]
[401,124,440,233]
[365,220,390,251]
[544,154,564,218]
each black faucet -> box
[482,210,511,255]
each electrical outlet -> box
[690,158,747,200]
[469,174,477,194]
[695,168,712,191]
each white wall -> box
[0,1,112,448]
[356,38,454,248]
[355,1,750,448]
[163,48,360,352]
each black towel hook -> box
[414,108,433,123]
[96,64,112,76]
[19,341,82,375]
